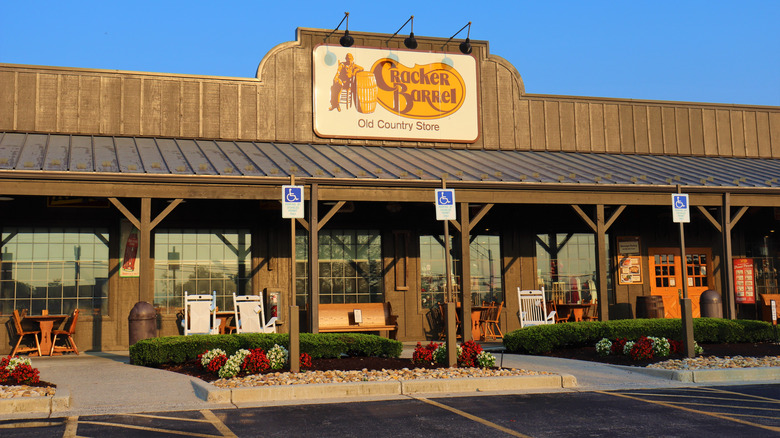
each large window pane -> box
[295,230,383,306]
[419,234,502,309]
[535,233,611,304]
[0,227,109,315]
[154,229,252,314]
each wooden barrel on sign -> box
[636,295,665,319]
[355,72,378,114]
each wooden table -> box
[23,314,67,356]
[216,311,235,334]
[553,303,595,322]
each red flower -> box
[611,338,628,355]
[629,336,654,361]
[458,340,483,367]
[299,353,313,369]
[412,341,439,364]
[242,349,270,374]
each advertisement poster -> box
[312,45,479,142]
[119,219,140,278]
[732,258,756,304]
[619,256,642,284]
[617,237,642,284]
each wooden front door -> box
[648,248,712,318]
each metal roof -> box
[1,132,778,188]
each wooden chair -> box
[183,291,218,335]
[50,309,80,355]
[11,309,42,356]
[479,301,504,340]
[517,288,556,328]
[233,293,277,334]
[437,302,462,339]
[549,301,572,323]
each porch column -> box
[595,205,609,321]
[308,184,319,333]
[140,198,153,304]
[459,202,472,341]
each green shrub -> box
[503,318,775,355]
[129,333,402,367]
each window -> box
[535,233,611,304]
[154,229,251,313]
[420,234,503,309]
[295,230,383,305]
[0,227,109,315]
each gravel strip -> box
[647,355,780,370]
[0,384,56,399]
[214,367,544,389]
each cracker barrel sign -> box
[313,45,479,142]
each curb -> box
[610,365,780,383]
[0,388,70,416]
[194,373,577,404]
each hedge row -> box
[503,318,775,355]
[129,333,403,367]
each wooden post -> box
[289,305,300,373]
[309,183,319,333]
[459,202,472,341]
[139,197,153,304]
[722,193,736,319]
[596,205,608,321]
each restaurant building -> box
[1,27,779,353]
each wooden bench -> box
[318,302,398,336]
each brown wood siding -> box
[101,76,122,134]
[497,65,516,150]
[37,74,58,132]
[481,60,500,150]
[0,28,777,157]
[161,80,181,137]
[618,105,635,154]
[16,72,36,131]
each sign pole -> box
[288,175,300,372]
[439,178,457,368]
[675,186,695,358]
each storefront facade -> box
[1,28,778,352]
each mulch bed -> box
[0,379,56,388]
[158,342,780,383]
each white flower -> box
[476,351,496,368]
[200,348,226,367]
[595,338,612,356]
[218,349,251,379]
[267,344,289,370]
[6,357,32,371]
[623,341,635,356]
[432,344,462,365]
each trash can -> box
[128,301,157,346]
[699,290,722,318]
[636,295,665,319]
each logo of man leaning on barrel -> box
[329,53,465,118]
[329,53,379,114]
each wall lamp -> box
[385,16,417,49]
[325,12,354,47]
[441,21,472,54]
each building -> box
[1,27,778,353]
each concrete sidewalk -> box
[1,345,778,419]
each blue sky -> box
[2,1,778,106]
